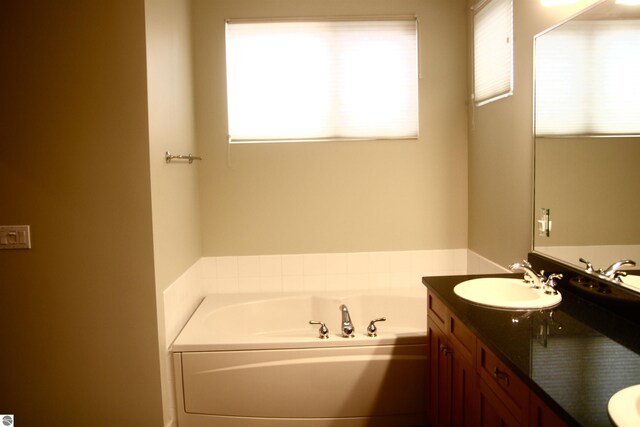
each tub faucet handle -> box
[309,320,329,339]
[366,317,386,337]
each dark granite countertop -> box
[423,274,640,427]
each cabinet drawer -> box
[427,290,449,331]
[477,342,529,421]
[449,312,475,363]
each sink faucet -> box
[602,259,636,279]
[339,304,355,338]
[508,260,544,288]
[580,257,636,282]
[508,261,562,295]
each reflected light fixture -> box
[616,0,640,5]
[540,0,577,6]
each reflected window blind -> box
[535,20,640,136]
[225,18,419,143]
[473,0,513,106]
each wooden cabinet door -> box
[477,378,522,427]
[530,392,568,427]
[428,319,451,427]
[477,342,529,422]
[451,344,476,426]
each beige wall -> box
[535,137,640,247]
[192,0,469,256]
[0,1,163,425]
[145,0,202,424]
[146,0,201,293]
[467,0,600,267]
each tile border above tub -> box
[199,249,470,294]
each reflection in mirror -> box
[533,0,640,283]
[530,309,640,426]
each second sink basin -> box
[453,278,562,310]
[620,274,640,292]
[608,384,640,427]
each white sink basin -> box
[453,278,562,310]
[620,274,640,292]
[608,384,640,427]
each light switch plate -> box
[0,225,31,249]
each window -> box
[535,20,640,136]
[225,18,419,143]
[473,0,513,106]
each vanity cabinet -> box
[427,291,476,427]
[529,393,567,427]
[427,290,568,427]
[476,342,528,426]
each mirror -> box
[533,0,640,278]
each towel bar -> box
[165,151,202,164]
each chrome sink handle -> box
[366,317,386,337]
[613,270,628,282]
[339,304,355,338]
[543,273,563,295]
[309,320,329,339]
[579,258,595,273]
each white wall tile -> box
[282,275,304,292]
[303,253,326,276]
[412,250,434,276]
[199,257,217,294]
[200,257,217,280]
[390,272,421,288]
[217,276,239,293]
[325,274,348,291]
[260,276,283,292]
[467,250,509,275]
[389,251,414,273]
[282,254,304,276]
[326,253,347,275]
[368,252,390,274]
[346,274,369,290]
[303,275,326,292]
[238,276,262,293]
[260,255,282,277]
[216,256,238,277]
[347,252,369,275]
[238,256,260,277]
[369,273,390,289]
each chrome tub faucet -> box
[339,304,355,338]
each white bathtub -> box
[171,288,428,427]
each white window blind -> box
[473,0,513,106]
[225,18,419,143]
[535,20,640,136]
